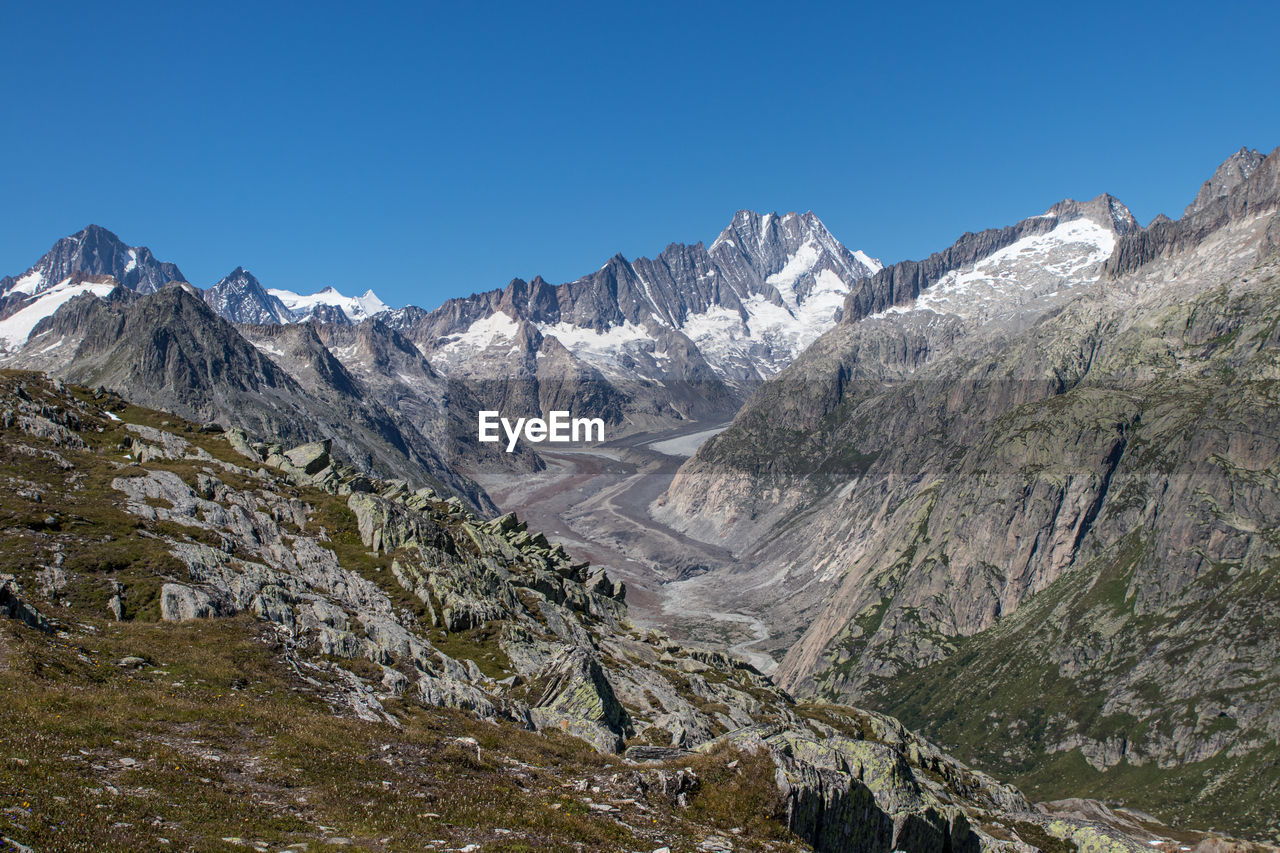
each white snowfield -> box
[870,215,1118,326]
[0,277,118,350]
[647,425,730,457]
[268,285,389,323]
[535,319,657,368]
[9,269,48,296]
[436,311,523,358]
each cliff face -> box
[654,150,1280,839]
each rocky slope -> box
[0,369,1208,853]
[655,149,1280,841]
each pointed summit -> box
[1184,147,1267,217]
[1045,193,1139,236]
[1,225,185,298]
[707,209,880,297]
[409,207,880,397]
[204,267,293,325]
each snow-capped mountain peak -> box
[864,194,1137,328]
[204,267,293,325]
[267,285,390,324]
[0,224,185,299]
[408,209,880,387]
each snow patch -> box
[853,249,883,274]
[765,240,822,304]
[0,277,118,349]
[250,340,287,358]
[10,270,46,296]
[437,312,521,356]
[529,319,676,380]
[538,319,651,356]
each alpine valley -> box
[0,149,1278,852]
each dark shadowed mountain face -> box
[0,224,185,298]
[1,284,495,512]
[1183,146,1268,217]
[203,267,294,325]
[653,149,1280,838]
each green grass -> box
[429,621,514,680]
[0,594,809,852]
[863,529,1280,841]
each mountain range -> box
[4,371,1212,852]
[1,146,1278,846]
[0,210,879,436]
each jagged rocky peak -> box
[204,266,293,325]
[1107,146,1280,278]
[1046,192,1139,235]
[710,209,882,283]
[0,223,186,298]
[1184,146,1267,217]
[417,208,882,396]
[203,267,390,326]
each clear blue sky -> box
[2,1,1278,309]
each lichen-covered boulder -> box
[530,646,631,753]
[283,440,331,475]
